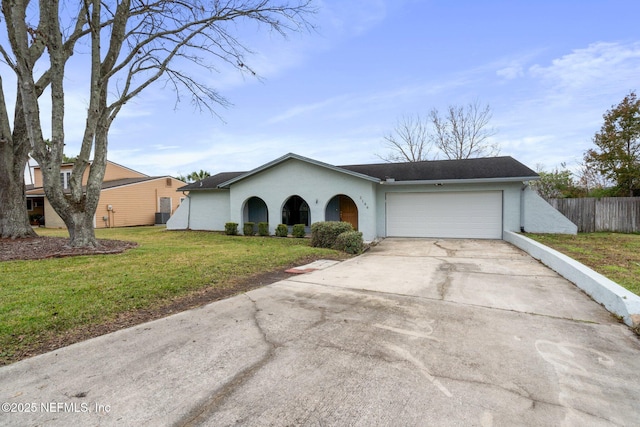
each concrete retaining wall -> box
[504,231,640,329]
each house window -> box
[282,195,310,226]
[26,199,33,211]
[60,171,72,189]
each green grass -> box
[525,232,640,296]
[0,227,341,364]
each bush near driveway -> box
[311,221,354,249]
[525,232,640,296]
[0,227,342,366]
[333,231,364,254]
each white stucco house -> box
[167,153,576,240]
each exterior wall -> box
[43,177,184,229]
[43,198,66,228]
[102,162,148,181]
[167,190,231,231]
[33,161,146,187]
[95,177,183,228]
[166,198,190,230]
[522,187,577,234]
[374,181,524,238]
[228,159,378,241]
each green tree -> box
[531,164,584,201]
[584,91,640,197]
[175,170,211,183]
[188,170,211,183]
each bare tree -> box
[0,0,313,246]
[377,114,433,162]
[430,101,499,160]
[379,102,499,163]
[576,159,612,195]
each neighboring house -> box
[26,161,185,228]
[167,153,576,241]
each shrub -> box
[243,222,255,236]
[292,224,306,238]
[258,222,269,236]
[311,221,354,248]
[333,231,364,254]
[275,224,289,237]
[224,222,238,236]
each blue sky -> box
[15,0,640,180]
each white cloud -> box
[496,64,524,80]
[317,0,388,37]
[266,95,347,124]
[529,41,640,93]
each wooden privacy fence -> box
[549,197,640,233]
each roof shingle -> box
[339,156,538,181]
[177,155,538,191]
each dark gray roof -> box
[339,156,538,182]
[26,176,176,193]
[100,177,158,189]
[177,171,244,191]
[178,155,538,191]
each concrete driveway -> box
[1,238,639,426]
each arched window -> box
[282,195,310,226]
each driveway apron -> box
[1,238,639,426]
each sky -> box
[7,0,640,181]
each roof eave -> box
[218,153,379,188]
[380,176,540,185]
[177,186,228,192]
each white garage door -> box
[386,191,503,239]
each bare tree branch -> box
[430,101,499,160]
[377,114,433,162]
[0,0,316,246]
[379,101,499,163]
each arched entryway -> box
[282,195,310,226]
[325,195,358,230]
[243,196,268,226]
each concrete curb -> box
[504,231,640,329]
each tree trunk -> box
[38,164,100,248]
[0,136,37,239]
[64,209,97,248]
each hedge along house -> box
[167,153,577,240]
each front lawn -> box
[0,227,342,365]
[525,232,640,296]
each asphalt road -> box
[1,238,639,426]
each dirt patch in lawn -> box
[0,236,138,261]
[1,236,336,364]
